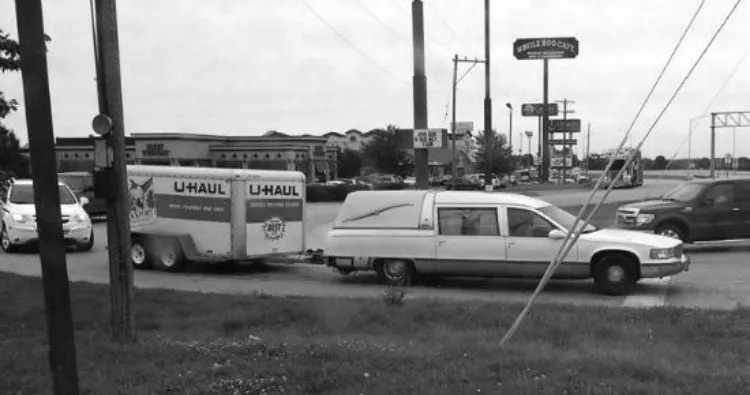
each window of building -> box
[253,154,258,159]
[232,154,238,159]
[507,208,555,238]
[221,154,227,159]
[277,153,282,158]
[438,208,499,236]
[243,154,248,159]
[64,154,69,158]
[84,153,90,159]
[74,153,79,159]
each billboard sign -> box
[549,139,577,145]
[413,128,444,148]
[521,103,559,117]
[548,119,581,133]
[514,37,579,60]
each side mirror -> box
[548,229,566,240]
[79,197,89,206]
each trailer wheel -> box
[130,237,152,270]
[154,238,186,273]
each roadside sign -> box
[550,157,573,167]
[548,119,581,133]
[413,128,444,149]
[514,37,579,60]
[92,114,113,136]
[549,139,577,145]
[521,103,559,117]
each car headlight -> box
[11,213,33,223]
[72,212,90,224]
[636,213,655,226]
[650,247,676,260]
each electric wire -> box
[501,0,742,346]
[299,0,411,85]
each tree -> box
[474,130,513,175]
[697,157,711,170]
[0,29,33,178]
[654,155,668,170]
[336,148,362,178]
[361,124,413,177]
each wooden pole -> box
[14,0,81,392]
[94,0,136,342]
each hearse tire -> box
[593,254,637,296]
[130,237,152,270]
[380,259,415,287]
[76,230,95,252]
[154,239,186,273]
[656,223,686,242]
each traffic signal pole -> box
[14,0,81,393]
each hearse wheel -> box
[380,259,415,286]
[656,223,685,242]
[593,254,637,296]
[130,237,152,270]
[153,238,186,273]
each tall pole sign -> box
[412,0,429,189]
[514,37,578,182]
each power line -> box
[299,0,410,85]
[388,0,455,55]
[354,0,408,41]
[424,2,469,48]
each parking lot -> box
[2,178,750,311]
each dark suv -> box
[615,178,750,242]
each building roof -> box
[323,131,345,137]
[130,132,326,143]
[344,129,363,135]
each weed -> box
[381,285,408,307]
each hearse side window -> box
[507,208,555,238]
[703,184,734,207]
[438,208,499,236]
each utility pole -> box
[451,55,458,189]
[541,60,549,183]
[412,0,429,189]
[710,113,716,178]
[451,56,486,189]
[483,0,493,190]
[14,0,81,393]
[555,99,575,182]
[94,0,136,342]
[585,123,591,177]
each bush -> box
[305,184,370,202]
[373,182,406,190]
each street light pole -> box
[525,130,533,170]
[506,102,513,168]
[483,0,493,190]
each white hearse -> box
[324,190,690,295]
[127,165,306,272]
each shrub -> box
[305,183,370,202]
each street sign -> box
[549,139,577,145]
[521,103,559,117]
[548,119,581,133]
[514,37,579,60]
[413,128,444,148]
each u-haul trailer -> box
[127,165,306,272]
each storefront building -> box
[35,132,338,183]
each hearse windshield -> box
[661,182,706,202]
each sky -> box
[1,0,749,160]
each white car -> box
[324,190,690,295]
[1,179,94,252]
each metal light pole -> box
[483,0,493,190]
[525,130,533,169]
[506,102,513,168]
[451,54,458,189]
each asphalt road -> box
[2,179,748,310]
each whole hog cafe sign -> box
[514,37,578,60]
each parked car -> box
[325,190,690,295]
[1,179,94,252]
[615,177,750,243]
[58,172,107,216]
[446,174,483,190]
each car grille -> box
[616,208,638,226]
[674,243,683,257]
[32,215,71,224]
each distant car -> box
[1,179,94,252]
[615,177,750,243]
[403,177,416,186]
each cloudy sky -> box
[1,0,748,159]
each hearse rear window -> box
[438,207,499,236]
